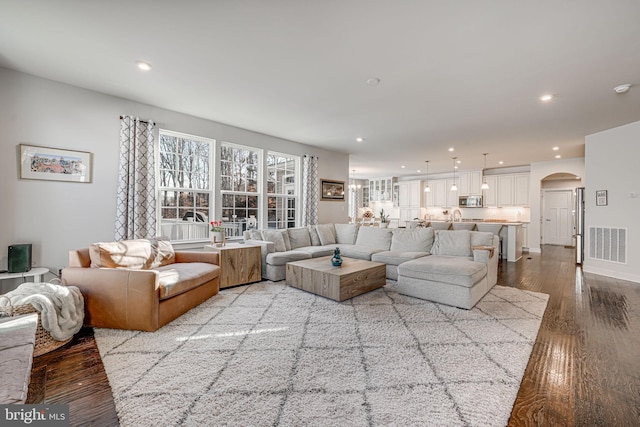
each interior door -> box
[543,190,573,245]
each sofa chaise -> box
[244,224,499,309]
[62,238,220,331]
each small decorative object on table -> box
[331,247,343,267]
[379,209,390,228]
[210,220,226,247]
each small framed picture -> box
[320,179,345,201]
[20,144,92,183]
[596,190,607,206]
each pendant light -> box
[450,157,458,191]
[423,160,431,192]
[481,153,490,190]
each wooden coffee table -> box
[285,256,386,301]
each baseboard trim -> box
[582,265,640,284]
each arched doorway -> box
[541,172,582,246]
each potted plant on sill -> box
[210,220,225,246]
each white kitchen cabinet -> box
[446,179,458,207]
[469,170,482,195]
[368,177,395,202]
[514,173,530,206]
[397,180,422,207]
[493,173,530,207]
[457,170,482,196]
[399,207,421,226]
[425,180,447,207]
[498,175,515,206]
[482,176,498,207]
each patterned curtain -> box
[301,155,319,226]
[115,116,156,241]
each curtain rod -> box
[119,115,150,125]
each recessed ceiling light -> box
[356,137,364,142]
[366,77,380,86]
[552,146,559,151]
[539,94,553,102]
[136,61,152,71]
[499,161,504,165]
[555,155,562,159]
[448,147,454,152]
[401,165,406,169]
[456,160,461,164]
[614,84,631,93]
[417,169,421,173]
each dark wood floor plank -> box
[26,245,640,426]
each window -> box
[267,152,299,229]
[220,143,259,237]
[158,130,212,241]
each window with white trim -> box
[267,152,299,229]
[157,130,213,241]
[220,142,259,237]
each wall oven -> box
[459,195,483,207]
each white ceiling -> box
[2,1,639,179]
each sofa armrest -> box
[61,267,160,331]
[472,239,499,287]
[174,251,219,265]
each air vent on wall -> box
[589,227,627,263]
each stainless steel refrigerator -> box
[575,187,585,264]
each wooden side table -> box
[204,244,261,288]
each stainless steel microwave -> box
[459,195,483,207]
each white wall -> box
[528,158,585,253]
[0,68,349,275]
[584,120,640,283]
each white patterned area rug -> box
[95,281,548,427]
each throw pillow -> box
[247,230,263,240]
[150,236,175,267]
[335,223,359,244]
[390,228,434,252]
[316,224,336,245]
[280,229,292,251]
[288,227,312,249]
[308,225,322,246]
[470,231,494,248]
[430,230,472,257]
[261,230,287,252]
[89,239,154,269]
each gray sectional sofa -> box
[243,224,498,309]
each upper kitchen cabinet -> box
[425,179,447,207]
[368,177,396,202]
[484,173,530,207]
[457,170,483,196]
[398,180,422,207]
[482,175,498,207]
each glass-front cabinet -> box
[368,177,396,202]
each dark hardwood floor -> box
[26,245,640,426]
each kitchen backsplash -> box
[361,202,531,223]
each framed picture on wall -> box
[19,144,92,183]
[596,190,608,206]
[320,179,345,201]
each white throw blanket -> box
[0,282,84,341]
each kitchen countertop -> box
[426,220,528,225]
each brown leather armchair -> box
[62,243,220,332]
